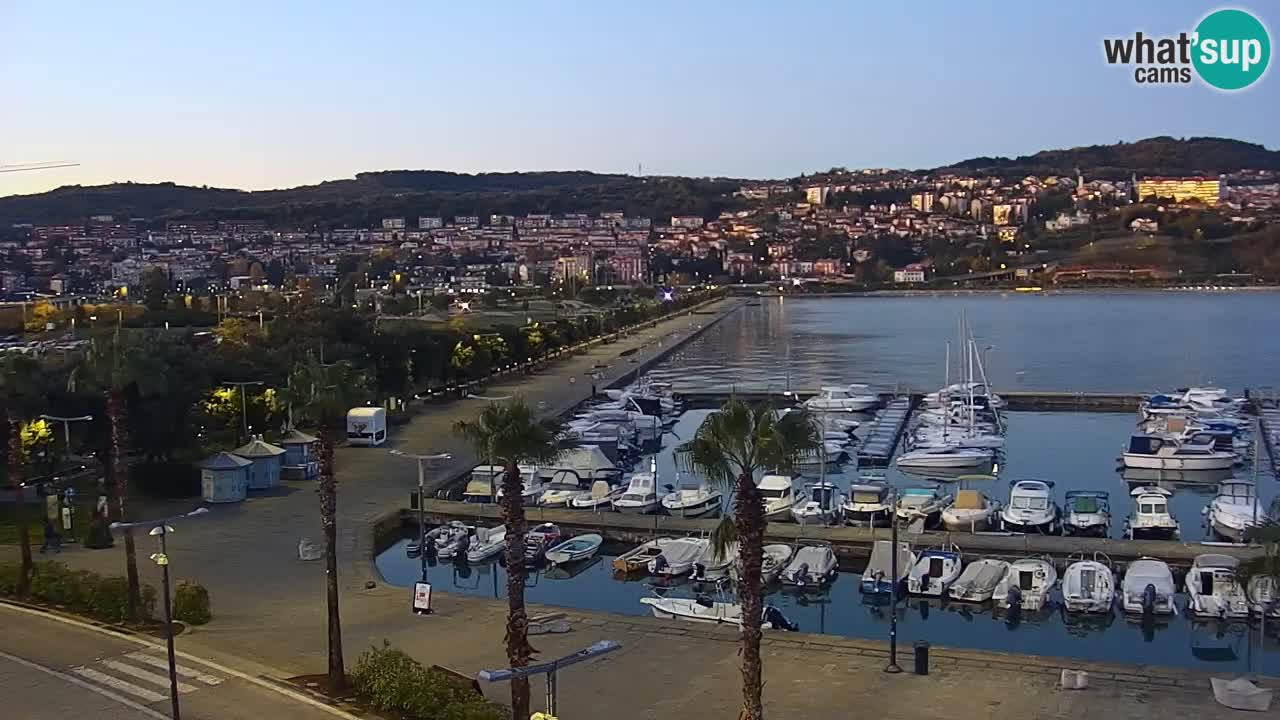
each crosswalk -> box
[70,650,224,704]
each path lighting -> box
[390,450,452,585]
[885,486,902,674]
[479,640,621,717]
[39,414,93,457]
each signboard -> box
[412,582,433,614]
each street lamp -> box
[884,486,902,674]
[390,450,452,584]
[479,640,622,717]
[111,507,209,720]
[221,380,264,444]
[38,414,93,458]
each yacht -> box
[614,463,661,514]
[647,537,709,577]
[861,540,914,595]
[1121,558,1178,616]
[1124,486,1178,540]
[906,543,963,597]
[791,480,844,525]
[779,541,838,587]
[1061,553,1115,614]
[941,489,999,532]
[1063,491,1111,537]
[841,482,892,527]
[1206,479,1267,542]
[1000,480,1060,534]
[803,384,879,412]
[895,486,951,528]
[992,557,1058,611]
[896,445,993,471]
[757,475,798,521]
[1185,554,1250,619]
[660,478,723,518]
[1122,434,1236,471]
[950,559,1010,603]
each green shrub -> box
[0,560,159,624]
[173,581,212,625]
[351,642,508,720]
[0,562,19,596]
[84,516,114,549]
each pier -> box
[1261,405,1280,473]
[407,500,1262,570]
[674,389,1146,412]
[854,396,915,466]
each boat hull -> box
[662,498,722,518]
[1000,516,1059,535]
[1128,525,1179,541]
[1122,453,1236,471]
[844,508,891,527]
[615,501,660,515]
[941,510,995,533]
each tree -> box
[453,399,569,720]
[676,400,817,720]
[284,358,370,692]
[140,267,169,312]
[1,359,39,595]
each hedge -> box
[173,581,212,625]
[351,642,508,720]
[0,560,157,623]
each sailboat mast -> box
[943,341,951,442]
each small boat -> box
[803,384,879,412]
[614,468,661,515]
[1120,557,1178,616]
[569,479,625,510]
[794,442,848,469]
[1246,576,1280,618]
[791,480,844,526]
[861,540,915,594]
[523,523,562,564]
[692,541,739,581]
[842,482,892,527]
[463,465,502,503]
[949,558,1010,603]
[761,544,794,584]
[539,472,593,509]
[640,596,799,630]
[895,486,951,528]
[896,445,993,471]
[1122,434,1237,471]
[544,533,603,566]
[1124,486,1179,540]
[1206,479,1267,542]
[465,526,507,563]
[495,468,549,506]
[992,557,1058,611]
[660,478,723,518]
[647,537,709,576]
[906,543,963,597]
[940,489,999,532]
[1186,554,1250,619]
[1061,552,1116,614]
[612,537,673,574]
[757,474,797,522]
[779,541,837,587]
[1000,480,1060,534]
[1063,491,1111,537]
[432,521,473,560]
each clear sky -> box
[1,1,1276,196]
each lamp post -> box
[479,640,621,717]
[38,414,93,458]
[110,507,209,720]
[390,450,452,583]
[221,380,264,444]
[885,486,902,674]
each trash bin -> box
[913,641,930,676]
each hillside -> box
[941,136,1280,177]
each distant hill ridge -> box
[941,136,1280,177]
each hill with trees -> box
[940,136,1280,178]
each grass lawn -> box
[0,501,95,546]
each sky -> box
[1,1,1277,196]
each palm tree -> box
[676,400,817,720]
[285,357,369,692]
[453,398,568,720]
[2,381,31,596]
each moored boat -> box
[941,489,999,532]
[906,543,963,597]
[949,558,1010,603]
[992,557,1058,611]
[544,533,603,566]
[1061,553,1115,614]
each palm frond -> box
[709,515,738,557]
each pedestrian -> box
[41,518,62,554]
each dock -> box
[855,396,914,466]
[674,389,1145,412]
[407,500,1262,570]
[1260,405,1280,473]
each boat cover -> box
[954,490,983,509]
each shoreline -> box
[745,285,1280,298]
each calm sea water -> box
[646,292,1280,394]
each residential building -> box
[1136,176,1223,206]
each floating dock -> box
[1260,405,1280,473]
[855,397,915,466]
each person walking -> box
[40,518,62,554]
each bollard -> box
[913,641,930,676]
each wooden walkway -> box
[855,396,915,466]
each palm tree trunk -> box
[9,414,32,596]
[734,471,766,720]
[500,461,533,719]
[318,426,345,691]
[107,386,141,622]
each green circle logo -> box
[1192,9,1270,90]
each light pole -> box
[38,414,93,458]
[110,507,209,720]
[390,450,452,583]
[221,380,264,444]
[885,486,902,674]
[479,640,621,717]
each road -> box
[0,605,341,720]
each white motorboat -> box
[431,521,474,560]
[912,427,1005,450]
[803,384,879,412]
[647,537,708,576]
[539,470,595,509]
[615,465,661,515]
[841,482,892,527]
[795,441,848,468]
[896,487,951,528]
[992,557,1058,611]
[569,479,625,510]
[1000,480,1060,534]
[544,533,603,566]
[896,445,993,471]
[1185,554,1250,619]
[779,541,838,587]
[640,596,798,630]
[523,522,562,564]
[1124,486,1179,540]
[762,544,795,584]
[949,558,1010,603]
[1122,434,1236,471]
[1247,576,1280,618]
[791,480,844,526]
[941,489,999,532]
[611,537,673,574]
[495,469,549,506]
[1207,479,1267,542]
[924,382,1005,410]
[1063,491,1111,537]
[906,543,963,597]
[661,478,723,518]
[692,541,739,580]
[465,526,506,563]
[1121,557,1178,616]
[463,465,502,503]
[861,540,915,595]
[757,474,797,522]
[1061,553,1116,613]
